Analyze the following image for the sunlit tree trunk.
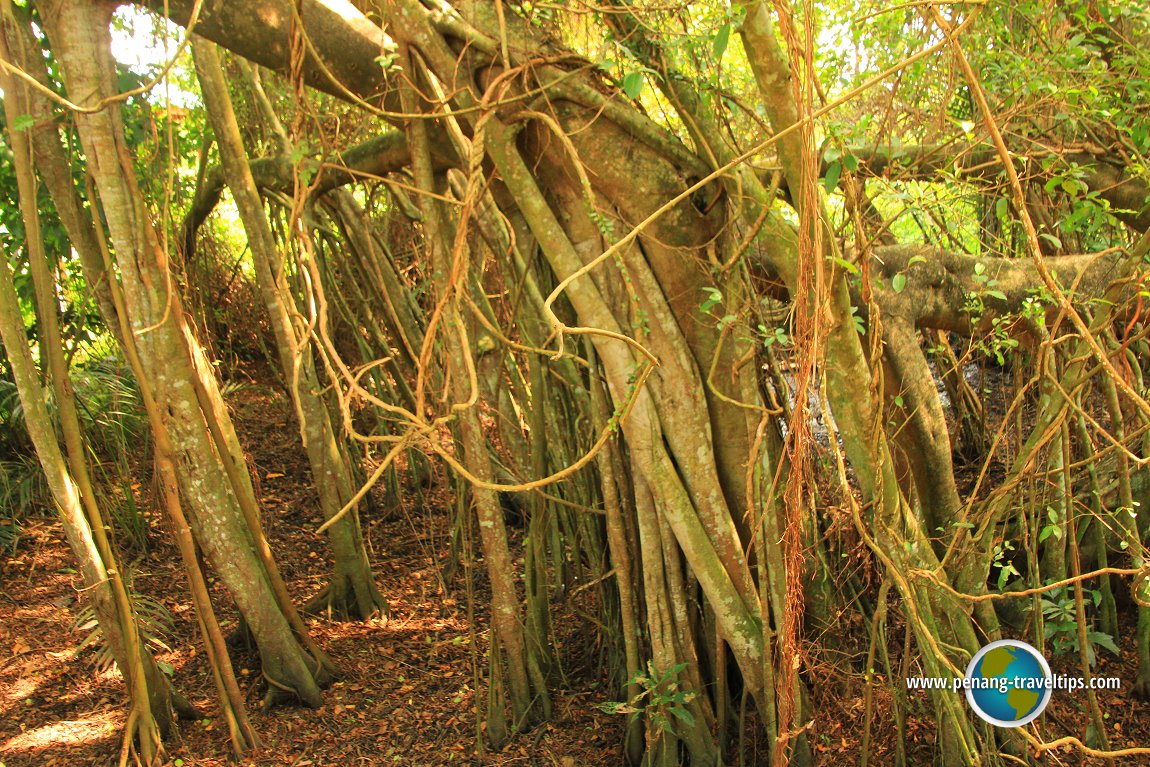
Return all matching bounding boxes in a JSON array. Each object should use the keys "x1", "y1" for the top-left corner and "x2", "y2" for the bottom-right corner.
[
  {"x1": 0, "y1": 204, "x2": 175, "y2": 766},
  {"x1": 192, "y1": 38, "x2": 387, "y2": 621},
  {"x1": 40, "y1": 0, "x2": 329, "y2": 707}
]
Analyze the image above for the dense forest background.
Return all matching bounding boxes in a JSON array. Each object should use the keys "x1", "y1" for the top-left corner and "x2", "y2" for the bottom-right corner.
[{"x1": 1, "y1": 0, "x2": 1149, "y2": 764}]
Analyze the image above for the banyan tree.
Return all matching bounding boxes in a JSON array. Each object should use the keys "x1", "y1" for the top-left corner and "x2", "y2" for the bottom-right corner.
[{"x1": 0, "y1": 0, "x2": 1148, "y2": 764}]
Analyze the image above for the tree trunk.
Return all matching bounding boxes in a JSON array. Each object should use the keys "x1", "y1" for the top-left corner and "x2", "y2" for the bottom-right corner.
[
  {"x1": 192, "y1": 38, "x2": 387, "y2": 621},
  {"x1": 0, "y1": 210, "x2": 172, "y2": 765},
  {"x1": 40, "y1": 0, "x2": 329, "y2": 708}
]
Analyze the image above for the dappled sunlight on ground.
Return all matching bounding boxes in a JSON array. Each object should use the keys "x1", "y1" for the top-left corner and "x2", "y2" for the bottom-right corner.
[
  {"x1": 1, "y1": 523, "x2": 128, "y2": 767},
  {"x1": 2, "y1": 712, "x2": 120, "y2": 760},
  {"x1": 0, "y1": 386, "x2": 622, "y2": 766}
]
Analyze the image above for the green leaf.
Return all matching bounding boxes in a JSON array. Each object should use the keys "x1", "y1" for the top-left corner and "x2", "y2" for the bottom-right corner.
[
  {"x1": 700, "y1": 287, "x2": 722, "y2": 312},
  {"x1": 1039, "y1": 232, "x2": 1063, "y2": 249},
  {"x1": 622, "y1": 72, "x2": 644, "y2": 100},
  {"x1": 374, "y1": 53, "x2": 399, "y2": 72},
  {"x1": 712, "y1": 23, "x2": 731, "y2": 59},
  {"x1": 670, "y1": 706, "x2": 695, "y2": 727},
  {"x1": 1088, "y1": 631, "x2": 1120, "y2": 657},
  {"x1": 288, "y1": 142, "x2": 310, "y2": 165},
  {"x1": 1133, "y1": 123, "x2": 1149, "y2": 152},
  {"x1": 821, "y1": 161, "x2": 842, "y2": 194},
  {"x1": 891, "y1": 273, "x2": 907, "y2": 293},
  {"x1": 10, "y1": 114, "x2": 34, "y2": 132},
  {"x1": 832, "y1": 256, "x2": 859, "y2": 275}
]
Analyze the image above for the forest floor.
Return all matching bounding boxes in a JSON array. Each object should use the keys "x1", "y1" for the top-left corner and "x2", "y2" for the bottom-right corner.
[{"x1": 3, "y1": 380, "x2": 1150, "y2": 766}]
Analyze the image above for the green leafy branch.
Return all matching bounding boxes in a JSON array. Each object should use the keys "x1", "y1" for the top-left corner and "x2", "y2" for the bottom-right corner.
[{"x1": 597, "y1": 661, "x2": 698, "y2": 735}]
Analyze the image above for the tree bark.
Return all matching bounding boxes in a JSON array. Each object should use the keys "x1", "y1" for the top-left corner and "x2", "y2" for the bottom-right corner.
[
  {"x1": 192, "y1": 37, "x2": 387, "y2": 621},
  {"x1": 40, "y1": 0, "x2": 328, "y2": 708}
]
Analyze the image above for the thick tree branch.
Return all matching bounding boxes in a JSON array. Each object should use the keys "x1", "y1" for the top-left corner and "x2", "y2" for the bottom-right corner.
[
  {"x1": 861, "y1": 245, "x2": 1137, "y2": 333},
  {"x1": 751, "y1": 242, "x2": 1137, "y2": 335},
  {"x1": 180, "y1": 130, "x2": 425, "y2": 256},
  {"x1": 827, "y1": 142, "x2": 1150, "y2": 232},
  {"x1": 138, "y1": 0, "x2": 395, "y2": 105}
]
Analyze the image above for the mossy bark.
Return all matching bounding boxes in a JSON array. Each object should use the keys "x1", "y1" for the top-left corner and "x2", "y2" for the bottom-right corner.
[
  {"x1": 193, "y1": 38, "x2": 386, "y2": 621},
  {"x1": 41, "y1": 0, "x2": 328, "y2": 708}
]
